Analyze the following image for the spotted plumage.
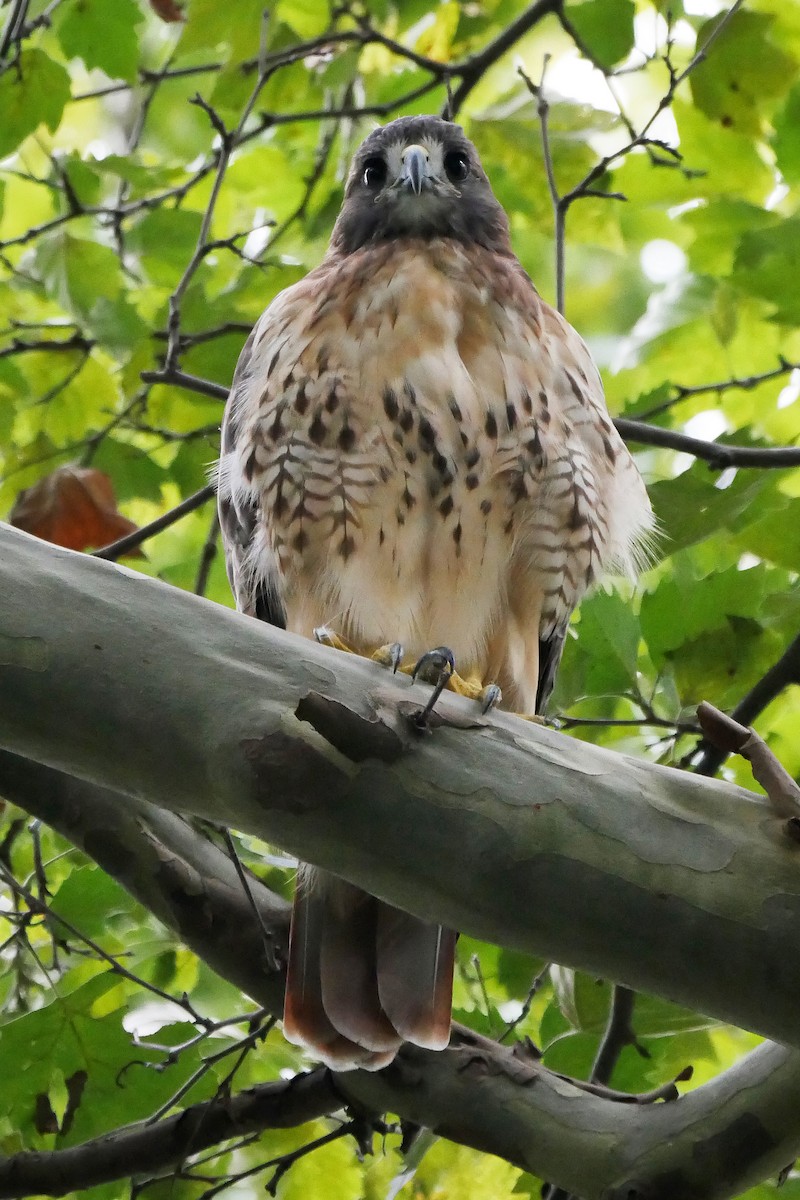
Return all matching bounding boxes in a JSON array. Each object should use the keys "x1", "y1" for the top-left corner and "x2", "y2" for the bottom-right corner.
[{"x1": 218, "y1": 115, "x2": 654, "y2": 1069}]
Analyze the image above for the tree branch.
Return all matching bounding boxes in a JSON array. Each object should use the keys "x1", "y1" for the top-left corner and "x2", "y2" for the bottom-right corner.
[
  {"x1": 613, "y1": 419, "x2": 800, "y2": 468},
  {"x1": 691, "y1": 634, "x2": 800, "y2": 776},
  {"x1": 0, "y1": 1070, "x2": 340, "y2": 1199},
  {"x1": 3, "y1": 521, "x2": 800, "y2": 1051},
  {"x1": 4, "y1": 652, "x2": 800, "y2": 1196},
  {"x1": 447, "y1": 0, "x2": 562, "y2": 116},
  {"x1": 133, "y1": 367, "x2": 800, "y2": 470},
  {"x1": 91, "y1": 483, "x2": 216, "y2": 562}
]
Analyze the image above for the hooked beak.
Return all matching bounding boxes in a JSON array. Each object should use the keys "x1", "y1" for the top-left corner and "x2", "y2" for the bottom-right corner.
[{"x1": 400, "y1": 144, "x2": 431, "y2": 195}]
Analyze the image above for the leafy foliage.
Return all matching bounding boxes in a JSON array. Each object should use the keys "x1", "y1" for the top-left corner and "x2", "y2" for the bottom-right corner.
[{"x1": 1, "y1": 0, "x2": 799, "y2": 1197}]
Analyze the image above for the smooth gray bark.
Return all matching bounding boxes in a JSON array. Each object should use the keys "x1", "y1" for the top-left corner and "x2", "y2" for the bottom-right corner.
[
  {"x1": 2, "y1": 749, "x2": 800, "y2": 1199},
  {"x1": 1, "y1": 522, "x2": 798, "y2": 1046}
]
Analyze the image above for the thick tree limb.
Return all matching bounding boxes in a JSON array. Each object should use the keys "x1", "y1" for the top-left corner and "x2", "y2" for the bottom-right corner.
[
  {"x1": 0, "y1": 750, "x2": 288, "y2": 1012},
  {"x1": 3, "y1": 683, "x2": 800, "y2": 1197},
  {"x1": 1, "y1": 521, "x2": 800, "y2": 1049}
]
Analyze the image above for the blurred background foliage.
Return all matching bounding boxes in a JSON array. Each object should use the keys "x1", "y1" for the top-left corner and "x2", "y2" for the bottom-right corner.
[{"x1": 0, "y1": 0, "x2": 799, "y2": 1196}]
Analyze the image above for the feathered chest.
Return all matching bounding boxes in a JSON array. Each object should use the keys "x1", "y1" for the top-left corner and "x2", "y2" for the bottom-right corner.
[{"x1": 229, "y1": 243, "x2": 563, "y2": 551}]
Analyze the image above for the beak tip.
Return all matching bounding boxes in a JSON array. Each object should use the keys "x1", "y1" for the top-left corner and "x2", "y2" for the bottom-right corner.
[{"x1": 401, "y1": 145, "x2": 429, "y2": 195}]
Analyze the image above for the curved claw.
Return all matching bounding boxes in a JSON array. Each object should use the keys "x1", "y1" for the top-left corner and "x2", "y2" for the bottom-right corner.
[
  {"x1": 411, "y1": 646, "x2": 456, "y2": 685},
  {"x1": 372, "y1": 642, "x2": 404, "y2": 673},
  {"x1": 480, "y1": 683, "x2": 503, "y2": 714},
  {"x1": 410, "y1": 646, "x2": 456, "y2": 731}
]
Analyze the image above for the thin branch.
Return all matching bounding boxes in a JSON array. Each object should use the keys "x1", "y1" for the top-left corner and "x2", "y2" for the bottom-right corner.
[
  {"x1": 697, "y1": 703, "x2": 800, "y2": 828},
  {"x1": 634, "y1": 358, "x2": 800, "y2": 422},
  {"x1": 614, "y1": 418, "x2": 800, "y2": 469},
  {"x1": 92, "y1": 484, "x2": 216, "y2": 561},
  {"x1": 0, "y1": 1070, "x2": 341, "y2": 1199},
  {"x1": 0, "y1": 861, "x2": 208, "y2": 1025},
  {"x1": 194, "y1": 509, "x2": 220, "y2": 597},
  {"x1": 521, "y1": 60, "x2": 565, "y2": 315},
  {"x1": 691, "y1": 636, "x2": 800, "y2": 776},
  {"x1": 447, "y1": 0, "x2": 562, "y2": 116},
  {"x1": 591, "y1": 986, "x2": 647, "y2": 1086},
  {"x1": 138, "y1": 370, "x2": 228, "y2": 400},
  {"x1": 0, "y1": 333, "x2": 94, "y2": 360}
]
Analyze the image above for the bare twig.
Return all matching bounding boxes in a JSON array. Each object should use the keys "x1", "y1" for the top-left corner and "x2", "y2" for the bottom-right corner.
[
  {"x1": 0, "y1": 861, "x2": 208, "y2": 1024},
  {"x1": 614, "y1": 419, "x2": 800, "y2": 469},
  {"x1": 447, "y1": 0, "x2": 561, "y2": 116},
  {"x1": 194, "y1": 509, "x2": 220, "y2": 597},
  {"x1": 696, "y1": 703, "x2": 800, "y2": 832},
  {"x1": 0, "y1": 1069, "x2": 340, "y2": 1198},
  {"x1": 691, "y1": 635, "x2": 800, "y2": 776},
  {"x1": 92, "y1": 484, "x2": 216, "y2": 561},
  {"x1": 139, "y1": 369, "x2": 228, "y2": 400},
  {"x1": 634, "y1": 359, "x2": 800, "y2": 422}
]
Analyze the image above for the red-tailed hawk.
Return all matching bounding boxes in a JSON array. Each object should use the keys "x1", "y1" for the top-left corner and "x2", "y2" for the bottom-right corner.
[{"x1": 218, "y1": 115, "x2": 653, "y2": 1070}]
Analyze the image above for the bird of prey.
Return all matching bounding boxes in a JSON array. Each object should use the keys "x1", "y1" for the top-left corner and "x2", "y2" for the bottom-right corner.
[{"x1": 217, "y1": 114, "x2": 654, "y2": 1071}]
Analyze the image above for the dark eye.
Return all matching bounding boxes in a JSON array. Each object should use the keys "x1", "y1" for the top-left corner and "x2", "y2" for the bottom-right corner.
[
  {"x1": 444, "y1": 151, "x2": 470, "y2": 183},
  {"x1": 362, "y1": 157, "x2": 387, "y2": 188}
]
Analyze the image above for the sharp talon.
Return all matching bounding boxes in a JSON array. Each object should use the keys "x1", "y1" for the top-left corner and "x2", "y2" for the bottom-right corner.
[
  {"x1": 372, "y1": 642, "x2": 404, "y2": 673},
  {"x1": 411, "y1": 646, "x2": 456, "y2": 685},
  {"x1": 480, "y1": 683, "x2": 502, "y2": 714},
  {"x1": 410, "y1": 647, "x2": 456, "y2": 731}
]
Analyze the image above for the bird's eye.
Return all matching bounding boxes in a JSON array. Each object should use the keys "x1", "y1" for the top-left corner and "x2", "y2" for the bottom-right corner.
[
  {"x1": 362, "y1": 157, "x2": 387, "y2": 189},
  {"x1": 444, "y1": 151, "x2": 470, "y2": 183}
]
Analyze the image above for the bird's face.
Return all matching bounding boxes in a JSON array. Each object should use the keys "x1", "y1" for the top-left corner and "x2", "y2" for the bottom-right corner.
[{"x1": 330, "y1": 115, "x2": 511, "y2": 255}]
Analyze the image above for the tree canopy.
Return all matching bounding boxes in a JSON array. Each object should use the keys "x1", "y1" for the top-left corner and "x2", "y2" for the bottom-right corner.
[{"x1": 0, "y1": 0, "x2": 799, "y2": 1198}]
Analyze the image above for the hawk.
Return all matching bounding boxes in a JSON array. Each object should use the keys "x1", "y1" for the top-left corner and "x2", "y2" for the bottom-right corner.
[{"x1": 217, "y1": 115, "x2": 653, "y2": 1070}]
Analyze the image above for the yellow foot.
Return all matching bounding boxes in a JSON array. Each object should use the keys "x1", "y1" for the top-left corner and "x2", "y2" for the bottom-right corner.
[
  {"x1": 314, "y1": 630, "x2": 503, "y2": 716},
  {"x1": 409, "y1": 646, "x2": 502, "y2": 720},
  {"x1": 315, "y1": 630, "x2": 406, "y2": 674},
  {"x1": 313, "y1": 626, "x2": 356, "y2": 654}
]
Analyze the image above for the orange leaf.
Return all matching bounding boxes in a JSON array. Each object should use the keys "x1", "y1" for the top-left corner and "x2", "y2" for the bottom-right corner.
[{"x1": 10, "y1": 465, "x2": 141, "y2": 555}]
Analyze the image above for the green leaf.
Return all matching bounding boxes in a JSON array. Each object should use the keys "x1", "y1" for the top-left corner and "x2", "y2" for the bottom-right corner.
[
  {"x1": 36, "y1": 233, "x2": 118, "y2": 322},
  {"x1": 49, "y1": 866, "x2": 138, "y2": 940},
  {"x1": 641, "y1": 562, "x2": 785, "y2": 661},
  {"x1": 128, "y1": 208, "x2": 204, "y2": 285},
  {"x1": 56, "y1": 0, "x2": 143, "y2": 83},
  {"x1": 732, "y1": 217, "x2": 800, "y2": 323},
  {"x1": 566, "y1": 0, "x2": 635, "y2": 69},
  {"x1": 276, "y1": 0, "x2": 332, "y2": 39},
  {"x1": 774, "y1": 81, "x2": 800, "y2": 184},
  {"x1": 0, "y1": 49, "x2": 71, "y2": 158},
  {"x1": 178, "y1": 0, "x2": 267, "y2": 60},
  {"x1": 690, "y1": 11, "x2": 796, "y2": 135}
]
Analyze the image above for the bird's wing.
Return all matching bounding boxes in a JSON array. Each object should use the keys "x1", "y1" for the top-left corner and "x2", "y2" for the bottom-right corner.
[
  {"x1": 217, "y1": 323, "x2": 286, "y2": 626},
  {"x1": 482, "y1": 266, "x2": 654, "y2": 713}
]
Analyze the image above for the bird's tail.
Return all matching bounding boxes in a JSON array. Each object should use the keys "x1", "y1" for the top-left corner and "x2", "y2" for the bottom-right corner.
[{"x1": 283, "y1": 866, "x2": 455, "y2": 1070}]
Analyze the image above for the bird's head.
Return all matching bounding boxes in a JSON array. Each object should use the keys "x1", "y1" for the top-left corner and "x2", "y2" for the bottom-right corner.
[{"x1": 329, "y1": 115, "x2": 512, "y2": 256}]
